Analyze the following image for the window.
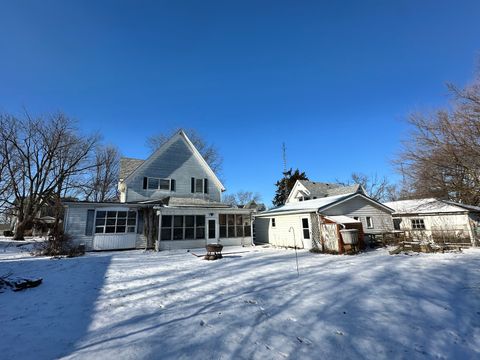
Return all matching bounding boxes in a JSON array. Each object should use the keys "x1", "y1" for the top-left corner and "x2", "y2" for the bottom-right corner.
[
  {"x1": 160, "y1": 215, "x2": 206, "y2": 240},
  {"x1": 95, "y1": 210, "x2": 137, "y2": 234},
  {"x1": 146, "y1": 177, "x2": 173, "y2": 191},
  {"x1": 366, "y1": 217, "x2": 374, "y2": 229},
  {"x1": 393, "y1": 218, "x2": 402, "y2": 231},
  {"x1": 302, "y1": 218, "x2": 310, "y2": 239},
  {"x1": 353, "y1": 217, "x2": 359, "y2": 221},
  {"x1": 191, "y1": 178, "x2": 208, "y2": 194},
  {"x1": 272, "y1": 218, "x2": 276, "y2": 228},
  {"x1": 219, "y1": 214, "x2": 251, "y2": 238},
  {"x1": 411, "y1": 218, "x2": 426, "y2": 230}
]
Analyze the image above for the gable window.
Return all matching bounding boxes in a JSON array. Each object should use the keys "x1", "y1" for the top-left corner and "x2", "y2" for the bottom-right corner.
[
  {"x1": 195, "y1": 178, "x2": 204, "y2": 193},
  {"x1": 146, "y1": 177, "x2": 174, "y2": 191},
  {"x1": 272, "y1": 218, "x2": 276, "y2": 228},
  {"x1": 191, "y1": 178, "x2": 209, "y2": 194},
  {"x1": 366, "y1": 217, "x2": 374, "y2": 229},
  {"x1": 95, "y1": 210, "x2": 137, "y2": 234},
  {"x1": 411, "y1": 218, "x2": 425, "y2": 230},
  {"x1": 302, "y1": 218, "x2": 310, "y2": 239}
]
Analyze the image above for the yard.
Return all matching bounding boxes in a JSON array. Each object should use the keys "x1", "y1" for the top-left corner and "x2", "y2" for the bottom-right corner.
[{"x1": 1, "y1": 241, "x2": 480, "y2": 359}]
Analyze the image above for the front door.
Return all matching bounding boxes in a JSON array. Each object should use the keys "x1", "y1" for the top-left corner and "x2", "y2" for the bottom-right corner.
[{"x1": 208, "y1": 219, "x2": 216, "y2": 240}]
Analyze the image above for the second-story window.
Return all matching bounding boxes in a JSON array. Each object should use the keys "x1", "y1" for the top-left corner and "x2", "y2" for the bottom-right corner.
[
  {"x1": 145, "y1": 177, "x2": 174, "y2": 191},
  {"x1": 191, "y1": 178, "x2": 209, "y2": 194}
]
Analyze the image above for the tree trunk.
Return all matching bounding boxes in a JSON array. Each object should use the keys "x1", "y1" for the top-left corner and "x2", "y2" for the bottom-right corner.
[{"x1": 13, "y1": 220, "x2": 27, "y2": 240}]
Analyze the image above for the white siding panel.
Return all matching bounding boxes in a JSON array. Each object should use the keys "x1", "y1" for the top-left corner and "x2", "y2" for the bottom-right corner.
[{"x1": 93, "y1": 234, "x2": 137, "y2": 250}]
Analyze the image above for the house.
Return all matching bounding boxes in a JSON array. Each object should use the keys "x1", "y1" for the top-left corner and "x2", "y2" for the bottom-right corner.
[
  {"x1": 63, "y1": 130, "x2": 254, "y2": 251},
  {"x1": 384, "y1": 198, "x2": 480, "y2": 246},
  {"x1": 255, "y1": 181, "x2": 394, "y2": 253},
  {"x1": 286, "y1": 180, "x2": 365, "y2": 203}
]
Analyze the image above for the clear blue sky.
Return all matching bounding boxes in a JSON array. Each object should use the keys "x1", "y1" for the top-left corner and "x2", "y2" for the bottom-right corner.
[{"x1": 1, "y1": 1, "x2": 479, "y2": 205}]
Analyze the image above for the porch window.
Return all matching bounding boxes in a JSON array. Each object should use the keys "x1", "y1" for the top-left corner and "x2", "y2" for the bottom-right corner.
[
  {"x1": 219, "y1": 214, "x2": 251, "y2": 238},
  {"x1": 411, "y1": 218, "x2": 425, "y2": 230},
  {"x1": 95, "y1": 210, "x2": 137, "y2": 234},
  {"x1": 160, "y1": 215, "x2": 206, "y2": 240},
  {"x1": 302, "y1": 218, "x2": 310, "y2": 239}
]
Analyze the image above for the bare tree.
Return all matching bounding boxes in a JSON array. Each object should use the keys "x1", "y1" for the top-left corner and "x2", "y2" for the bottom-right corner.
[
  {"x1": 222, "y1": 191, "x2": 262, "y2": 206},
  {"x1": 147, "y1": 128, "x2": 223, "y2": 174},
  {"x1": 395, "y1": 72, "x2": 480, "y2": 205},
  {"x1": 81, "y1": 145, "x2": 120, "y2": 202},
  {"x1": 337, "y1": 172, "x2": 397, "y2": 202},
  {"x1": 0, "y1": 112, "x2": 99, "y2": 240}
]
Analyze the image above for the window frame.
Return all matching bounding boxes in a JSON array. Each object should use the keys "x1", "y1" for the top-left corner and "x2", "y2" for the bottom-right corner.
[
  {"x1": 160, "y1": 215, "x2": 207, "y2": 241},
  {"x1": 411, "y1": 218, "x2": 426, "y2": 230},
  {"x1": 219, "y1": 213, "x2": 251, "y2": 238},
  {"x1": 94, "y1": 210, "x2": 137, "y2": 235},
  {"x1": 366, "y1": 216, "x2": 374, "y2": 229},
  {"x1": 302, "y1": 218, "x2": 310, "y2": 239},
  {"x1": 271, "y1": 218, "x2": 276, "y2": 228},
  {"x1": 147, "y1": 177, "x2": 172, "y2": 191}
]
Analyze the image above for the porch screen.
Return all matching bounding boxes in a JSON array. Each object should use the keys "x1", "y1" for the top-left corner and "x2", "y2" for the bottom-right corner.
[
  {"x1": 219, "y1": 214, "x2": 251, "y2": 238},
  {"x1": 160, "y1": 215, "x2": 206, "y2": 241}
]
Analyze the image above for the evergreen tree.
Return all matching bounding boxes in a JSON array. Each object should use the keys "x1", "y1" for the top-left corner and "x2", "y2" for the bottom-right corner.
[{"x1": 272, "y1": 168, "x2": 308, "y2": 206}]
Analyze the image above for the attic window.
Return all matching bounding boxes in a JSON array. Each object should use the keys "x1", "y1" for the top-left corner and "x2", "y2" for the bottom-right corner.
[
  {"x1": 146, "y1": 177, "x2": 174, "y2": 191},
  {"x1": 195, "y1": 178, "x2": 204, "y2": 193}
]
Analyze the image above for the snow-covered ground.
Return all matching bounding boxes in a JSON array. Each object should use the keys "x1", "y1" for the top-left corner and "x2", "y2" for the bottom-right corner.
[{"x1": 1, "y1": 244, "x2": 479, "y2": 360}]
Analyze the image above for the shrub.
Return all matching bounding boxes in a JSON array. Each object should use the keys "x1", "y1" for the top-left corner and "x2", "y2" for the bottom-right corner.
[{"x1": 32, "y1": 233, "x2": 85, "y2": 258}]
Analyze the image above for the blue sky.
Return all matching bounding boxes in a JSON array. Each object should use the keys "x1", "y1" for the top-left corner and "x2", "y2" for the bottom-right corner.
[{"x1": 1, "y1": 1, "x2": 479, "y2": 205}]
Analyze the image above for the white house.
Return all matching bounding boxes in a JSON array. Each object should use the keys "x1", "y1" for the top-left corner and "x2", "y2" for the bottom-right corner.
[
  {"x1": 63, "y1": 130, "x2": 254, "y2": 251},
  {"x1": 384, "y1": 198, "x2": 480, "y2": 246},
  {"x1": 255, "y1": 182, "x2": 394, "y2": 253}
]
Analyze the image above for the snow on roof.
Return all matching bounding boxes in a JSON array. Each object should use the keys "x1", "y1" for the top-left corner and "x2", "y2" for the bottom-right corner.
[
  {"x1": 297, "y1": 180, "x2": 361, "y2": 198},
  {"x1": 384, "y1": 198, "x2": 480, "y2": 214},
  {"x1": 325, "y1": 215, "x2": 361, "y2": 224},
  {"x1": 259, "y1": 193, "x2": 355, "y2": 216}
]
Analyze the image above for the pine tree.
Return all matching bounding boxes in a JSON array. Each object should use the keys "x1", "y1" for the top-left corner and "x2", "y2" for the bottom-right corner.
[{"x1": 272, "y1": 168, "x2": 308, "y2": 206}]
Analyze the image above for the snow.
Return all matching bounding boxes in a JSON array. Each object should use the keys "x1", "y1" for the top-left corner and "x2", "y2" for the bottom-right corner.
[
  {"x1": 384, "y1": 198, "x2": 479, "y2": 214},
  {"x1": 325, "y1": 215, "x2": 361, "y2": 224},
  {"x1": 259, "y1": 193, "x2": 354, "y2": 215},
  {"x1": 1, "y1": 245, "x2": 480, "y2": 359}
]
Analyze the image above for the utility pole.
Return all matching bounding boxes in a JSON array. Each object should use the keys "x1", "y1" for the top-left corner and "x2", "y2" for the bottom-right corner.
[{"x1": 281, "y1": 142, "x2": 289, "y2": 205}]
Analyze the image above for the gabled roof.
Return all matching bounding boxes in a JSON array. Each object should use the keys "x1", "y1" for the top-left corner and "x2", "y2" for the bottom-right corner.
[
  {"x1": 257, "y1": 192, "x2": 393, "y2": 217},
  {"x1": 384, "y1": 198, "x2": 480, "y2": 215},
  {"x1": 295, "y1": 180, "x2": 364, "y2": 198},
  {"x1": 122, "y1": 130, "x2": 225, "y2": 191}
]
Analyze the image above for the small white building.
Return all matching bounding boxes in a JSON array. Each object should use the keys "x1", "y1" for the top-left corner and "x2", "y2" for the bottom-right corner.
[
  {"x1": 255, "y1": 185, "x2": 394, "y2": 253},
  {"x1": 384, "y1": 198, "x2": 480, "y2": 246}
]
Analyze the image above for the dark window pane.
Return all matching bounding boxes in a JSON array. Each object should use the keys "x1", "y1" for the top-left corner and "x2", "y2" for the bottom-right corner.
[
  {"x1": 303, "y1": 229, "x2": 310, "y2": 239},
  {"x1": 161, "y1": 228, "x2": 172, "y2": 240},
  {"x1": 127, "y1": 226, "x2": 135, "y2": 233},
  {"x1": 160, "y1": 179, "x2": 170, "y2": 190},
  {"x1": 128, "y1": 211, "x2": 136, "y2": 219},
  {"x1": 96, "y1": 211, "x2": 106, "y2": 219},
  {"x1": 127, "y1": 218, "x2": 136, "y2": 226},
  {"x1": 107, "y1": 211, "x2": 117, "y2": 218},
  {"x1": 196, "y1": 227, "x2": 205, "y2": 239},
  {"x1": 185, "y1": 215, "x2": 195, "y2": 227},
  {"x1": 220, "y1": 226, "x2": 227, "y2": 238},
  {"x1": 174, "y1": 228, "x2": 183, "y2": 240},
  {"x1": 243, "y1": 217, "x2": 251, "y2": 226},
  {"x1": 208, "y1": 220, "x2": 215, "y2": 239},
  {"x1": 117, "y1": 211, "x2": 127, "y2": 219},
  {"x1": 236, "y1": 215, "x2": 243, "y2": 226},
  {"x1": 106, "y1": 218, "x2": 116, "y2": 226},
  {"x1": 95, "y1": 226, "x2": 104, "y2": 234},
  {"x1": 244, "y1": 226, "x2": 251, "y2": 237},
  {"x1": 236, "y1": 226, "x2": 244, "y2": 237},
  {"x1": 116, "y1": 226, "x2": 126, "y2": 233},
  {"x1": 195, "y1": 178, "x2": 203, "y2": 193},
  {"x1": 196, "y1": 216, "x2": 205, "y2": 226},
  {"x1": 162, "y1": 215, "x2": 172, "y2": 227},
  {"x1": 302, "y1": 218, "x2": 309, "y2": 229},
  {"x1": 117, "y1": 218, "x2": 126, "y2": 225},
  {"x1": 185, "y1": 228, "x2": 194, "y2": 239},
  {"x1": 227, "y1": 215, "x2": 235, "y2": 225},
  {"x1": 228, "y1": 226, "x2": 235, "y2": 238},
  {"x1": 148, "y1": 178, "x2": 159, "y2": 189},
  {"x1": 106, "y1": 226, "x2": 116, "y2": 233},
  {"x1": 95, "y1": 218, "x2": 106, "y2": 226},
  {"x1": 174, "y1": 216, "x2": 183, "y2": 228},
  {"x1": 219, "y1": 214, "x2": 226, "y2": 225}
]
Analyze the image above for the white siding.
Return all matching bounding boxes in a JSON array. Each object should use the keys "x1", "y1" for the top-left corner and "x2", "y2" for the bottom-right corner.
[
  {"x1": 64, "y1": 206, "x2": 94, "y2": 249},
  {"x1": 323, "y1": 197, "x2": 393, "y2": 234},
  {"x1": 93, "y1": 234, "x2": 137, "y2": 250},
  {"x1": 255, "y1": 213, "x2": 313, "y2": 249}
]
